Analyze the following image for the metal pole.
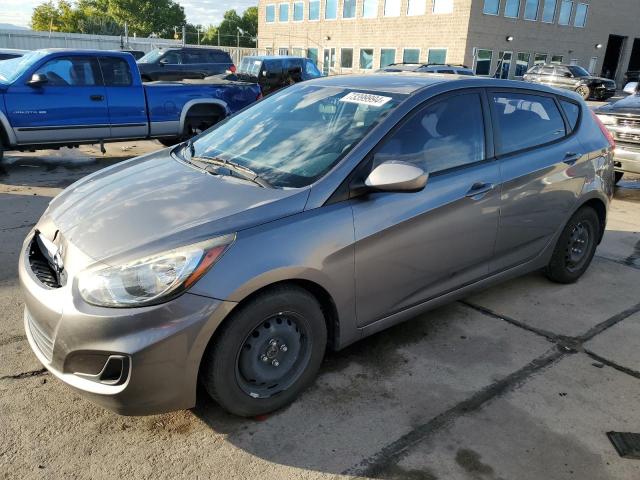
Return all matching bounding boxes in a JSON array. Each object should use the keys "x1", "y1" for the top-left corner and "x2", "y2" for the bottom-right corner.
[
  {"x1": 182, "y1": 25, "x2": 186, "y2": 46},
  {"x1": 197, "y1": 27, "x2": 200, "y2": 45},
  {"x1": 124, "y1": 22, "x2": 129, "y2": 48},
  {"x1": 218, "y1": 30, "x2": 220, "y2": 46},
  {"x1": 237, "y1": 29, "x2": 240, "y2": 49}
]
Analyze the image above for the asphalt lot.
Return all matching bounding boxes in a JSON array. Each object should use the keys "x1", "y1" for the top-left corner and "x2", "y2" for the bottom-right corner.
[{"x1": 0, "y1": 138, "x2": 639, "y2": 480}]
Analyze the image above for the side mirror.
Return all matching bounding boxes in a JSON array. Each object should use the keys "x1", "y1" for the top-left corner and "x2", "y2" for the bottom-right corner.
[
  {"x1": 159, "y1": 58, "x2": 169, "y2": 65},
  {"x1": 365, "y1": 160, "x2": 428, "y2": 192},
  {"x1": 624, "y1": 82, "x2": 638, "y2": 94},
  {"x1": 27, "y1": 73, "x2": 48, "y2": 87},
  {"x1": 563, "y1": 72, "x2": 573, "y2": 78}
]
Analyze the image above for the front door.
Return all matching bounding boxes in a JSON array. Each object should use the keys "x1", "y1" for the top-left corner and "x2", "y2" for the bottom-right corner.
[
  {"x1": 352, "y1": 90, "x2": 500, "y2": 327},
  {"x1": 488, "y1": 90, "x2": 585, "y2": 272},
  {"x1": 6, "y1": 55, "x2": 109, "y2": 144}
]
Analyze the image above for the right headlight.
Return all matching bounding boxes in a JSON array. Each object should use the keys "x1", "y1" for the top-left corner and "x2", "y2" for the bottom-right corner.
[{"x1": 77, "y1": 234, "x2": 235, "y2": 307}]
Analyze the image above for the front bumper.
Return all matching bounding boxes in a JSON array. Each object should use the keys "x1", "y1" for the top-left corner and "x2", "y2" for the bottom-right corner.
[
  {"x1": 613, "y1": 144, "x2": 640, "y2": 174},
  {"x1": 19, "y1": 234, "x2": 236, "y2": 416}
]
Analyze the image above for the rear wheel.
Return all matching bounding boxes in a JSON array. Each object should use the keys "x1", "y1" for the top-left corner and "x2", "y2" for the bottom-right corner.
[
  {"x1": 576, "y1": 85, "x2": 591, "y2": 100},
  {"x1": 544, "y1": 206, "x2": 600, "y2": 284},
  {"x1": 158, "y1": 137, "x2": 180, "y2": 147},
  {"x1": 614, "y1": 171, "x2": 624, "y2": 185},
  {"x1": 200, "y1": 285, "x2": 327, "y2": 417}
]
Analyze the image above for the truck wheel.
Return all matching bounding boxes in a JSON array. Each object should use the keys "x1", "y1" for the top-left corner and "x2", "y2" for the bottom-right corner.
[
  {"x1": 200, "y1": 285, "x2": 327, "y2": 417},
  {"x1": 158, "y1": 138, "x2": 180, "y2": 147},
  {"x1": 614, "y1": 171, "x2": 624, "y2": 185},
  {"x1": 576, "y1": 85, "x2": 591, "y2": 100}
]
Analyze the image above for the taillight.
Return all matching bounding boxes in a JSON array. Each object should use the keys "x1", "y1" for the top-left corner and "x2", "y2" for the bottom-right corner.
[
  {"x1": 591, "y1": 110, "x2": 615, "y2": 149},
  {"x1": 229, "y1": 65, "x2": 237, "y2": 73},
  {"x1": 256, "y1": 92, "x2": 263, "y2": 101}
]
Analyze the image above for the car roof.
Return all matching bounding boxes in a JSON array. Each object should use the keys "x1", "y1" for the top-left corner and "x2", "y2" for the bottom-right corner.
[
  {"x1": 243, "y1": 55, "x2": 308, "y2": 61},
  {"x1": 0, "y1": 48, "x2": 27, "y2": 54},
  {"x1": 37, "y1": 48, "x2": 135, "y2": 57}
]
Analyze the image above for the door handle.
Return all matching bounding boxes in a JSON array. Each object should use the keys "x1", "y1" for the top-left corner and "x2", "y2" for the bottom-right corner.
[
  {"x1": 90, "y1": 94, "x2": 104, "y2": 101},
  {"x1": 563, "y1": 152, "x2": 582, "y2": 166},
  {"x1": 465, "y1": 182, "x2": 495, "y2": 198}
]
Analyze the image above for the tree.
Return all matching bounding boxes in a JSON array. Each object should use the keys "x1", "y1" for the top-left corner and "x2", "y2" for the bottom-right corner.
[{"x1": 216, "y1": 7, "x2": 257, "y2": 47}]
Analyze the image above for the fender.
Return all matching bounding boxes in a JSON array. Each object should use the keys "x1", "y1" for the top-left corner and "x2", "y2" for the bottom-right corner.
[
  {"x1": 179, "y1": 99, "x2": 230, "y2": 133},
  {"x1": 0, "y1": 109, "x2": 17, "y2": 146}
]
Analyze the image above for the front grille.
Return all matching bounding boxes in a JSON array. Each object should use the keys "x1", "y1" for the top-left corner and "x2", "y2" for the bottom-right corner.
[
  {"x1": 28, "y1": 237, "x2": 62, "y2": 289},
  {"x1": 27, "y1": 312, "x2": 54, "y2": 362},
  {"x1": 618, "y1": 117, "x2": 640, "y2": 129},
  {"x1": 615, "y1": 132, "x2": 640, "y2": 144}
]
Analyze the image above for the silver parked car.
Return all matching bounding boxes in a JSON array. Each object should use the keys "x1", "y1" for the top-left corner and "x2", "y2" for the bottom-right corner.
[{"x1": 20, "y1": 75, "x2": 615, "y2": 417}]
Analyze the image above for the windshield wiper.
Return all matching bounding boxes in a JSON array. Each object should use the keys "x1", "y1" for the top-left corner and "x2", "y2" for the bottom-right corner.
[{"x1": 191, "y1": 155, "x2": 273, "y2": 188}]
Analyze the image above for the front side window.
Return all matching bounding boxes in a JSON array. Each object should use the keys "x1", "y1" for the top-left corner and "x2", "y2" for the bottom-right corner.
[
  {"x1": 380, "y1": 48, "x2": 395, "y2": 67},
  {"x1": 191, "y1": 85, "x2": 402, "y2": 188},
  {"x1": 293, "y1": 2, "x2": 304, "y2": 20},
  {"x1": 403, "y1": 48, "x2": 420, "y2": 63},
  {"x1": 505, "y1": 0, "x2": 520, "y2": 18},
  {"x1": 428, "y1": 48, "x2": 447, "y2": 64},
  {"x1": 363, "y1": 0, "x2": 378, "y2": 17},
  {"x1": 341, "y1": 48, "x2": 354, "y2": 68},
  {"x1": 325, "y1": 0, "x2": 338, "y2": 18},
  {"x1": 573, "y1": 3, "x2": 588, "y2": 27},
  {"x1": 305, "y1": 59, "x2": 322, "y2": 77},
  {"x1": 432, "y1": 0, "x2": 453, "y2": 14},
  {"x1": 384, "y1": 0, "x2": 401, "y2": 16},
  {"x1": 266, "y1": 4, "x2": 276, "y2": 22},
  {"x1": 483, "y1": 0, "x2": 499, "y2": 15},
  {"x1": 374, "y1": 93, "x2": 485, "y2": 174},
  {"x1": 541, "y1": 0, "x2": 556, "y2": 22},
  {"x1": 407, "y1": 0, "x2": 425, "y2": 15},
  {"x1": 475, "y1": 49, "x2": 493, "y2": 75},
  {"x1": 524, "y1": 0, "x2": 539, "y2": 20},
  {"x1": 515, "y1": 52, "x2": 531, "y2": 77},
  {"x1": 309, "y1": 0, "x2": 320, "y2": 19},
  {"x1": 279, "y1": 3, "x2": 289, "y2": 21},
  {"x1": 568, "y1": 65, "x2": 589, "y2": 77},
  {"x1": 99, "y1": 57, "x2": 132, "y2": 86},
  {"x1": 491, "y1": 92, "x2": 566, "y2": 155},
  {"x1": 558, "y1": 0, "x2": 572, "y2": 25},
  {"x1": 360, "y1": 49, "x2": 374, "y2": 69},
  {"x1": 34, "y1": 56, "x2": 99, "y2": 86}
]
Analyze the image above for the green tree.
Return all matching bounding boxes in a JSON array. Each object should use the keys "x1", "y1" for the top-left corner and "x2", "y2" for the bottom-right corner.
[{"x1": 216, "y1": 7, "x2": 257, "y2": 47}]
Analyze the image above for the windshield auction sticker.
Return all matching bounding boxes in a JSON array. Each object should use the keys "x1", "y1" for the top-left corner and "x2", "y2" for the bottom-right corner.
[{"x1": 340, "y1": 92, "x2": 392, "y2": 107}]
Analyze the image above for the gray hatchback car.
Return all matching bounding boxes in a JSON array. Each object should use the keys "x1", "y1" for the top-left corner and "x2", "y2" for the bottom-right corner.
[{"x1": 20, "y1": 74, "x2": 615, "y2": 417}]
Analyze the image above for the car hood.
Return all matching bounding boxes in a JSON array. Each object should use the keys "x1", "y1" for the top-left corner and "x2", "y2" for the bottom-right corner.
[
  {"x1": 596, "y1": 94, "x2": 640, "y2": 115},
  {"x1": 45, "y1": 150, "x2": 308, "y2": 262}
]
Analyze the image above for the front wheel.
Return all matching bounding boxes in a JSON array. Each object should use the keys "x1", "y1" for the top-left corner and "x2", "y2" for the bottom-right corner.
[
  {"x1": 544, "y1": 206, "x2": 600, "y2": 284},
  {"x1": 576, "y1": 85, "x2": 591, "y2": 100},
  {"x1": 200, "y1": 285, "x2": 327, "y2": 417}
]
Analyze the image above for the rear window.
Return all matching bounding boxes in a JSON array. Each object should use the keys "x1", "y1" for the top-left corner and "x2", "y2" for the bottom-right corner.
[
  {"x1": 560, "y1": 99, "x2": 581, "y2": 131},
  {"x1": 491, "y1": 92, "x2": 566, "y2": 155}
]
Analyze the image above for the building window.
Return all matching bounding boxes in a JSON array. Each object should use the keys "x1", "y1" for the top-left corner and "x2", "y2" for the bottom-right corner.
[
  {"x1": 265, "y1": 4, "x2": 276, "y2": 22},
  {"x1": 309, "y1": 0, "x2": 320, "y2": 19},
  {"x1": 432, "y1": 0, "x2": 453, "y2": 14},
  {"x1": 407, "y1": 0, "x2": 425, "y2": 16},
  {"x1": 360, "y1": 48, "x2": 374, "y2": 69},
  {"x1": 279, "y1": 47, "x2": 289, "y2": 55},
  {"x1": 505, "y1": 0, "x2": 520, "y2": 18},
  {"x1": 534, "y1": 53, "x2": 548, "y2": 65},
  {"x1": 278, "y1": 3, "x2": 289, "y2": 21},
  {"x1": 292, "y1": 47, "x2": 305, "y2": 56},
  {"x1": 475, "y1": 49, "x2": 493, "y2": 75},
  {"x1": 384, "y1": 0, "x2": 401, "y2": 16},
  {"x1": 325, "y1": 0, "x2": 338, "y2": 19},
  {"x1": 515, "y1": 52, "x2": 531, "y2": 76},
  {"x1": 293, "y1": 2, "x2": 304, "y2": 20},
  {"x1": 573, "y1": 3, "x2": 587, "y2": 27},
  {"x1": 307, "y1": 48, "x2": 319, "y2": 64},
  {"x1": 341, "y1": 48, "x2": 354, "y2": 68},
  {"x1": 524, "y1": 0, "x2": 539, "y2": 20},
  {"x1": 483, "y1": 0, "x2": 499, "y2": 15},
  {"x1": 551, "y1": 55, "x2": 563, "y2": 64},
  {"x1": 428, "y1": 48, "x2": 447, "y2": 64},
  {"x1": 403, "y1": 48, "x2": 420, "y2": 63},
  {"x1": 343, "y1": 0, "x2": 357, "y2": 17},
  {"x1": 558, "y1": 0, "x2": 572, "y2": 25},
  {"x1": 541, "y1": 0, "x2": 556, "y2": 22},
  {"x1": 363, "y1": 0, "x2": 377, "y2": 17},
  {"x1": 496, "y1": 51, "x2": 513, "y2": 78},
  {"x1": 380, "y1": 48, "x2": 395, "y2": 67}
]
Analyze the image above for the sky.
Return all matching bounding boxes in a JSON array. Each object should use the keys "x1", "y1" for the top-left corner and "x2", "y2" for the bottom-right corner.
[{"x1": 0, "y1": 0, "x2": 257, "y2": 30}]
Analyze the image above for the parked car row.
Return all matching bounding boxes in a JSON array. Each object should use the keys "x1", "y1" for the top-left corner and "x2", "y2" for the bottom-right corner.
[{"x1": 522, "y1": 64, "x2": 617, "y2": 100}]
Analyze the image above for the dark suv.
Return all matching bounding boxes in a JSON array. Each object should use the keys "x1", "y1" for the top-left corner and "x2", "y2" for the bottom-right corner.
[
  {"x1": 137, "y1": 47, "x2": 234, "y2": 82},
  {"x1": 523, "y1": 64, "x2": 616, "y2": 100},
  {"x1": 228, "y1": 55, "x2": 322, "y2": 95}
]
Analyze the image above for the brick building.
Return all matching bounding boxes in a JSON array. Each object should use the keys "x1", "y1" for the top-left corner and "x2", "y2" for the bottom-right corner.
[{"x1": 257, "y1": 0, "x2": 640, "y2": 86}]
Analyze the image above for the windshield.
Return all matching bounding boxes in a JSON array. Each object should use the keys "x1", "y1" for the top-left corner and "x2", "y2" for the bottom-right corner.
[
  {"x1": 237, "y1": 57, "x2": 262, "y2": 78},
  {"x1": 0, "y1": 50, "x2": 48, "y2": 84},
  {"x1": 191, "y1": 85, "x2": 403, "y2": 188},
  {"x1": 568, "y1": 66, "x2": 590, "y2": 77},
  {"x1": 137, "y1": 49, "x2": 164, "y2": 64}
]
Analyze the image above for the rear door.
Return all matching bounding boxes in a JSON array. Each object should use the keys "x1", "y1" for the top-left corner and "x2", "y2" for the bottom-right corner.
[
  {"x1": 98, "y1": 56, "x2": 148, "y2": 139},
  {"x1": 352, "y1": 90, "x2": 501, "y2": 326},
  {"x1": 6, "y1": 55, "x2": 109, "y2": 144},
  {"x1": 489, "y1": 90, "x2": 586, "y2": 272}
]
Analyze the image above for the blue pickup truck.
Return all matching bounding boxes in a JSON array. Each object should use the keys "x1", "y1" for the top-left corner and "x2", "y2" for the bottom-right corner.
[{"x1": 0, "y1": 49, "x2": 262, "y2": 157}]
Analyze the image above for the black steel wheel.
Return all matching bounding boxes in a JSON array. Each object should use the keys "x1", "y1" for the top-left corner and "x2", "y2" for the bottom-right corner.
[
  {"x1": 200, "y1": 285, "x2": 327, "y2": 417},
  {"x1": 545, "y1": 206, "x2": 599, "y2": 283}
]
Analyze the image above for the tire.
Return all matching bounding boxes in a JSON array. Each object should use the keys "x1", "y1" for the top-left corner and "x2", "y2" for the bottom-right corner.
[
  {"x1": 158, "y1": 137, "x2": 180, "y2": 147},
  {"x1": 200, "y1": 285, "x2": 327, "y2": 417},
  {"x1": 544, "y1": 206, "x2": 600, "y2": 284},
  {"x1": 576, "y1": 85, "x2": 591, "y2": 100},
  {"x1": 614, "y1": 171, "x2": 624, "y2": 185}
]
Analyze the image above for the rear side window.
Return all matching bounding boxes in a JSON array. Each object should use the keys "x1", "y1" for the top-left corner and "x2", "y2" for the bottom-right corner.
[
  {"x1": 560, "y1": 99, "x2": 580, "y2": 131},
  {"x1": 99, "y1": 57, "x2": 132, "y2": 86},
  {"x1": 491, "y1": 92, "x2": 566, "y2": 155},
  {"x1": 374, "y1": 93, "x2": 485, "y2": 174},
  {"x1": 208, "y1": 51, "x2": 232, "y2": 63}
]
